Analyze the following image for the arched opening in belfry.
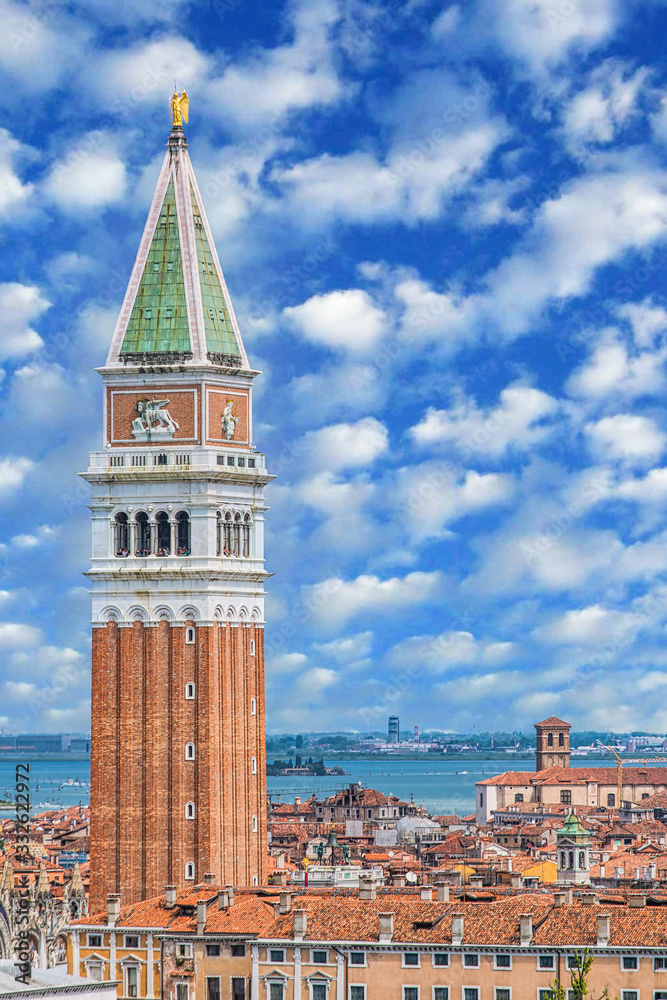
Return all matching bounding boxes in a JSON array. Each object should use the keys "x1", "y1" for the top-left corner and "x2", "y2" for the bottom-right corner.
[
  {"x1": 176, "y1": 511, "x2": 190, "y2": 555},
  {"x1": 156, "y1": 511, "x2": 170, "y2": 555},
  {"x1": 547, "y1": 733, "x2": 553, "y2": 747},
  {"x1": 135, "y1": 512, "x2": 150, "y2": 556},
  {"x1": 114, "y1": 512, "x2": 129, "y2": 556},
  {"x1": 559, "y1": 732, "x2": 565, "y2": 746}
]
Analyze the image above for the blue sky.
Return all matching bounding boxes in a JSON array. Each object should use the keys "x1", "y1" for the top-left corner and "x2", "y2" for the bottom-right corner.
[{"x1": 2, "y1": 0, "x2": 667, "y2": 735}]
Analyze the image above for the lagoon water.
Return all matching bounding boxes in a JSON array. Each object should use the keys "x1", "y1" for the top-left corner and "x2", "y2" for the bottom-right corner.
[{"x1": 0, "y1": 754, "x2": 621, "y2": 816}]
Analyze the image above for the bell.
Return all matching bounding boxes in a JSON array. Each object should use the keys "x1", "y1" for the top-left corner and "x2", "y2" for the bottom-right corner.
[{"x1": 326, "y1": 828, "x2": 339, "y2": 850}]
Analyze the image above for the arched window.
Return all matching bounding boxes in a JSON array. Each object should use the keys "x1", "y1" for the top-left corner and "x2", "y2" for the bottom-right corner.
[
  {"x1": 185, "y1": 862, "x2": 195, "y2": 880},
  {"x1": 558, "y1": 732, "x2": 565, "y2": 747},
  {"x1": 252, "y1": 874, "x2": 258, "y2": 887},
  {"x1": 569, "y1": 851, "x2": 574, "y2": 870},
  {"x1": 114, "y1": 513, "x2": 129, "y2": 556},
  {"x1": 176, "y1": 511, "x2": 190, "y2": 556},
  {"x1": 185, "y1": 802, "x2": 195, "y2": 820},
  {"x1": 233, "y1": 512, "x2": 241, "y2": 557},
  {"x1": 242, "y1": 513, "x2": 251, "y2": 558},
  {"x1": 135, "y1": 512, "x2": 150, "y2": 556},
  {"x1": 250, "y1": 697, "x2": 256, "y2": 716},
  {"x1": 155, "y1": 511, "x2": 170, "y2": 556},
  {"x1": 223, "y1": 512, "x2": 232, "y2": 556},
  {"x1": 250, "y1": 639, "x2": 256, "y2": 656},
  {"x1": 579, "y1": 851, "x2": 586, "y2": 869},
  {"x1": 560, "y1": 852, "x2": 566, "y2": 868},
  {"x1": 547, "y1": 733, "x2": 553, "y2": 747},
  {"x1": 251, "y1": 757, "x2": 257, "y2": 774},
  {"x1": 252, "y1": 815, "x2": 257, "y2": 833},
  {"x1": 185, "y1": 683, "x2": 195, "y2": 700},
  {"x1": 185, "y1": 627, "x2": 195, "y2": 645},
  {"x1": 185, "y1": 743, "x2": 195, "y2": 761},
  {"x1": 216, "y1": 511, "x2": 221, "y2": 556}
]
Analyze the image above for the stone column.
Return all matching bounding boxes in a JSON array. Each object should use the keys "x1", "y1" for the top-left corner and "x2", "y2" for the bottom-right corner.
[
  {"x1": 169, "y1": 520, "x2": 176, "y2": 556},
  {"x1": 109, "y1": 931, "x2": 116, "y2": 984},
  {"x1": 146, "y1": 933, "x2": 154, "y2": 998},
  {"x1": 71, "y1": 930, "x2": 80, "y2": 975},
  {"x1": 336, "y1": 953, "x2": 344, "y2": 1000},
  {"x1": 251, "y1": 944, "x2": 259, "y2": 1000},
  {"x1": 294, "y1": 947, "x2": 301, "y2": 1000}
]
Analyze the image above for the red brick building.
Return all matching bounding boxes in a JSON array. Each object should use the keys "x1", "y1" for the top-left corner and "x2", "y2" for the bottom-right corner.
[{"x1": 84, "y1": 106, "x2": 270, "y2": 911}]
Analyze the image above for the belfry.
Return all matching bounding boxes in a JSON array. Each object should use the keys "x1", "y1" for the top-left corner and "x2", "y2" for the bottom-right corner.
[{"x1": 83, "y1": 95, "x2": 270, "y2": 911}]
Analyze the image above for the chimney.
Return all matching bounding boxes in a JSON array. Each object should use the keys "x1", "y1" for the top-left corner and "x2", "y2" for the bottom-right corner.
[
  {"x1": 451, "y1": 913, "x2": 464, "y2": 946},
  {"x1": 614, "y1": 867, "x2": 623, "y2": 880},
  {"x1": 226, "y1": 885, "x2": 235, "y2": 906},
  {"x1": 565, "y1": 889, "x2": 573, "y2": 905},
  {"x1": 469, "y1": 876, "x2": 484, "y2": 888},
  {"x1": 520, "y1": 913, "x2": 533, "y2": 947},
  {"x1": 107, "y1": 894, "x2": 121, "y2": 927},
  {"x1": 294, "y1": 797, "x2": 301, "y2": 815},
  {"x1": 602, "y1": 852, "x2": 610, "y2": 863},
  {"x1": 596, "y1": 914, "x2": 610, "y2": 948},
  {"x1": 554, "y1": 893, "x2": 566, "y2": 908},
  {"x1": 393, "y1": 875, "x2": 406, "y2": 888},
  {"x1": 165, "y1": 886, "x2": 177, "y2": 910},
  {"x1": 279, "y1": 892, "x2": 292, "y2": 915},
  {"x1": 649, "y1": 863, "x2": 657, "y2": 880},
  {"x1": 359, "y1": 878, "x2": 377, "y2": 901},
  {"x1": 421, "y1": 887, "x2": 433, "y2": 901},
  {"x1": 600, "y1": 865, "x2": 606, "y2": 878},
  {"x1": 197, "y1": 899, "x2": 207, "y2": 935},
  {"x1": 581, "y1": 893, "x2": 597, "y2": 906},
  {"x1": 436, "y1": 884, "x2": 450, "y2": 903},
  {"x1": 293, "y1": 909, "x2": 307, "y2": 941},
  {"x1": 379, "y1": 912, "x2": 394, "y2": 943},
  {"x1": 274, "y1": 872, "x2": 288, "y2": 886},
  {"x1": 629, "y1": 895, "x2": 647, "y2": 908},
  {"x1": 204, "y1": 873, "x2": 216, "y2": 885},
  {"x1": 218, "y1": 890, "x2": 230, "y2": 910},
  {"x1": 635, "y1": 867, "x2": 640, "y2": 880},
  {"x1": 506, "y1": 858, "x2": 513, "y2": 872}
]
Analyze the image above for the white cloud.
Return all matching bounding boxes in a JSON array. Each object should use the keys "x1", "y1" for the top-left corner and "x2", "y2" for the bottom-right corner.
[
  {"x1": 312, "y1": 631, "x2": 373, "y2": 665},
  {"x1": 394, "y1": 276, "x2": 473, "y2": 353},
  {"x1": 0, "y1": 283, "x2": 48, "y2": 359},
  {"x1": 207, "y1": 0, "x2": 342, "y2": 128},
  {"x1": 284, "y1": 289, "x2": 386, "y2": 353},
  {"x1": 11, "y1": 525, "x2": 57, "y2": 549},
  {"x1": 304, "y1": 571, "x2": 444, "y2": 629},
  {"x1": 303, "y1": 417, "x2": 388, "y2": 470},
  {"x1": 616, "y1": 467, "x2": 667, "y2": 505},
  {"x1": 585, "y1": 414, "x2": 666, "y2": 464},
  {"x1": 535, "y1": 604, "x2": 642, "y2": 644},
  {"x1": 0, "y1": 622, "x2": 41, "y2": 648},
  {"x1": 617, "y1": 298, "x2": 667, "y2": 348},
  {"x1": 483, "y1": 164, "x2": 667, "y2": 337},
  {"x1": 87, "y1": 37, "x2": 210, "y2": 108},
  {"x1": 268, "y1": 652, "x2": 308, "y2": 674},
  {"x1": 0, "y1": 456, "x2": 34, "y2": 496},
  {"x1": 0, "y1": 0, "x2": 89, "y2": 92},
  {"x1": 562, "y1": 61, "x2": 650, "y2": 155},
  {"x1": 565, "y1": 334, "x2": 666, "y2": 400},
  {"x1": 411, "y1": 384, "x2": 559, "y2": 457},
  {"x1": 476, "y1": 0, "x2": 619, "y2": 77},
  {"x1": 386, "y1": 630, "x2": 515, "y2": 672},
  {"x1": 43, "y1": 133, "x2": 126, "y2": 210},
  {"x1": 0, "y1": 129, "x2": 33, "y2": 218}
]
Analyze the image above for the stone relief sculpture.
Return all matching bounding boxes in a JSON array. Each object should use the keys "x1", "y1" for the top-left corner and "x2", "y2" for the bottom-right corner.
[
  {"x1": 132, "y1": 399, "x2": 179, "y2": 441},
  {"x1": 221, "y1": 398, "x2": 240, "y2": 441}
]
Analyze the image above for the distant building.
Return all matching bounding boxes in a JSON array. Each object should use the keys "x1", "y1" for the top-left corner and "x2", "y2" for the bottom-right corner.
[
  {"x1": 556, "y1": 813, "x2": 590, "y2": 884},
  {"x1": 535, "y1": 715, "x2": 571, "y2": 770},
  {"x1": 388, "y1": 716, "x2": 400, "y2": 743},
  {"x1": 16, "y1": 735, "x2": 64, "y2": 754}
]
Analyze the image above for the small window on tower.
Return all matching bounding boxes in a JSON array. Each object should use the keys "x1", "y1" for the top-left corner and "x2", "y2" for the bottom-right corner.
[
  {"x1": 252, "y1": 815, "x2": 258, "y2": 833},
  {"x1": 251, "y1": 757, "x2": 257, "y2": 774},
  {"x1": 165, "y1": 308, "x2": 173, "y2": 319},
  {"x1": 144, "y1": 309, "x2": 152, "y2": 319},
  {"x1": 166, "y1": 262, "x2": 174, "y2": 271},
  {"x1": 185, "y1": 627, "x2": 195, "y2": 645},
  {"x1": 250, "y1": 639, "x2": 256, "y2": 656},
  {"x1": 250, "y1": 698, "x2": 256, "y2": 716},
  {"x1": 184, "y1": 862, "x2": 195, "y2": 881},
  {"x1": 185, "y1": 802, "x2": 195, "y2": 820},
  {"x1": 185, "y1": 743, "x2": 195, "y2": 761},
  {"x1": 185, "y1": 682, "x2": 195, "y2": 700}
]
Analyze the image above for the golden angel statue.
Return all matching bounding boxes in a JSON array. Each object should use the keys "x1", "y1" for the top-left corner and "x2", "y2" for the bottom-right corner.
[{"x1": 170, "y1": 90, "x2": 189, "y2": 128}]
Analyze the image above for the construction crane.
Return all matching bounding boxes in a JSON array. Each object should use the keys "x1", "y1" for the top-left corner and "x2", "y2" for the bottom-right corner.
[{"x1": 597, "y1": 741, "x2": 667, "y2": 808}]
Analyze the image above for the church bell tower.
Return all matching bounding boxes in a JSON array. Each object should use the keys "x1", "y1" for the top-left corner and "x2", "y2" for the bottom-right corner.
[{"x1": 83, "y1": 97, "x2": 270, "y2": 911}]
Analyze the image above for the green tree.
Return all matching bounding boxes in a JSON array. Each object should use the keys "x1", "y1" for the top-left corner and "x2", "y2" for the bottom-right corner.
[{"x1": 551, "y1": 950, "x2": 614, "y2": 1000}]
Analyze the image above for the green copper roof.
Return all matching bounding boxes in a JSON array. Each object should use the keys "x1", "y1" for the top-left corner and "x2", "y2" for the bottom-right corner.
[
  {"x1": 557, "y1": 813, "x2": 589, "y2": 838},
  {"x1": 120, "y1": 179, "x2": 191, "y2": 355},
  {"x1": 190, "y1": 183, "x2": 241, "y2": 358}
]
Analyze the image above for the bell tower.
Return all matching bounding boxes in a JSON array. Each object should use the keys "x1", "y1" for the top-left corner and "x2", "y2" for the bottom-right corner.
[
  {"x1": 535, "y1": 715, "x2": 571, "y2": 771},
  {"x1": 83, "y1": 100, "x2": 271, "y2": 911}
]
